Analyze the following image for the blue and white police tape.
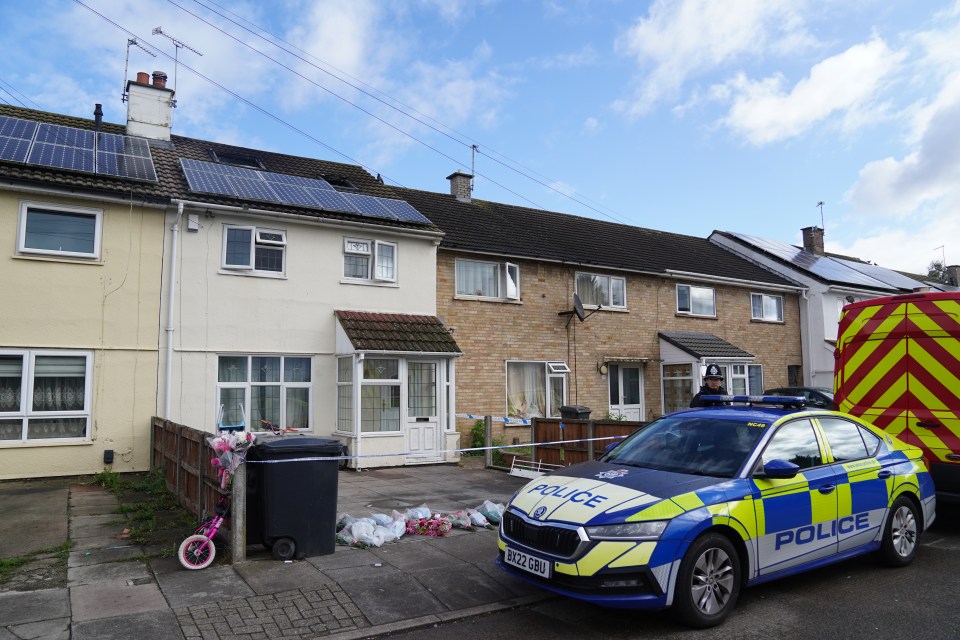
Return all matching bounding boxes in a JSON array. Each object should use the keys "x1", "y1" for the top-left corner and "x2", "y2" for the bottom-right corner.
[
  {"x1": 454, "y1": 413, "x2": 532, "y2": 425},
  {"x1": 243, "y1": 434, "x2": 626, "y2": 464}
]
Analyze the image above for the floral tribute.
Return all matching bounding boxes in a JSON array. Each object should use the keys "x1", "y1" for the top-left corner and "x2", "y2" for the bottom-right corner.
[
  {"x1": 207, "y1": 431, "x2": 256, "y2": 489},
  {"x1": 405, "y1": 514, "x2": 453, "y2": 537}
]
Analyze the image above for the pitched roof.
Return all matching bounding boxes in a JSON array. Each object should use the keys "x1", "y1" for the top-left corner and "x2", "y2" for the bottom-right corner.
[
  {"x1": 335, "y1": 311, "x2": 461, "y2": 354},
  {"x1": 658, "y1": 331, "x2": 754, "y2": 359},
  {"x1": 713, "y1": 230, "x2": 925, "y2": 293},
  {"x1": 0, "y1": 104, "x2": 438, "y2": 233},
  {"x1": 389, "y1": 186, "x2": 795, "y2": 287}
]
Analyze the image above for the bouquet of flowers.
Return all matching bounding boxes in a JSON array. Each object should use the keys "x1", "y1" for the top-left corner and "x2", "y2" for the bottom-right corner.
[
  {"x1": 207, "y1": 431, "x2": 257, "y2": 489},
  {"x1": 405, "y1": 514, "x2": 453, "y2": 537}
]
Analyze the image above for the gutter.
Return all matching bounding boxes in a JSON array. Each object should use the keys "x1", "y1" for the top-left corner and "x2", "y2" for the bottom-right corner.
[
  {"x1": 663, "y1": 269, "x2": 807, "y2": 292},
  {"x1": 0, "y1": 180, "x2": 167, "y2": 209}
]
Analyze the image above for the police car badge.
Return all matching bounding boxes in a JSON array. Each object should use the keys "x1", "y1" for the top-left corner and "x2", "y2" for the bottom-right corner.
[{"x1": 595, "y1": 469, "x2": 629, "y2": 479}]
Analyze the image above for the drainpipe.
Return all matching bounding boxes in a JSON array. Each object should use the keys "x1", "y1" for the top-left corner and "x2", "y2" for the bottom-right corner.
[
  {"x1": 354, "y1": 353, "x2": 364, "y2": 471},
  {"x1": 164, "y1": 202, "x2": 184, "y2": 419}
]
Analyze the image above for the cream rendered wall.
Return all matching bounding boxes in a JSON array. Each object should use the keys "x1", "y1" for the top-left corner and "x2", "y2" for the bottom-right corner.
[
  {"x1": 0, "y1": 191, "x2": 164, "y2": 480},
  {"x1": 159, "y1": 209, "x2": 439, "y2": 436}
]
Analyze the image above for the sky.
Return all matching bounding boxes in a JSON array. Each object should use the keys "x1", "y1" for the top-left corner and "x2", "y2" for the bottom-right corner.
[{"x1": 1, "y1": 0, "x2": 958, "y2": 275}]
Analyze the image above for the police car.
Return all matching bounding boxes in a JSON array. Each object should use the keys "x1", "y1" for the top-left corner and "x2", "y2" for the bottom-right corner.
[{"x1": 496, "y1": 396, "x2": 937, "y2": 628}]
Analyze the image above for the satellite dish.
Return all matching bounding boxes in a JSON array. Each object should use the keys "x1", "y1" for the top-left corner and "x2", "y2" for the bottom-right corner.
[{"x1": 573, "y1": 293, "x2": 586, "y2": 322}]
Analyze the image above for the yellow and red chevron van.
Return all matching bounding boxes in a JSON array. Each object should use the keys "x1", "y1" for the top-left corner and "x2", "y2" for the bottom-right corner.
[{"x1": 835, "y1": 291, "x2": 960, "y2": 503}]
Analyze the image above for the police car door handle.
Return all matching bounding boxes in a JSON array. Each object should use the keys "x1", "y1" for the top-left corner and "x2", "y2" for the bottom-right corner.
[
  {"x1": 877, "y1": 470, "x2": 892, "y2": 479},
  {"x1": 916, "y1": 421, "x2": 940, "y2": 429},
  {"x1": 818, "y1": 484, "x2": 836, "y2": 494}
]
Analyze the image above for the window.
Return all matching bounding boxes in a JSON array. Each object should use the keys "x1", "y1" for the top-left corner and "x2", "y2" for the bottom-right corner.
[
  {"x1": 676, "y1": 284, "x2": 715, "y2": 316},
  {"x1": 506, "y1": 361, "x2": 567, "y2": 419},
  {"x1": 576, "y1": 272, "x2": 625, "y2": 308},
  {"x1": 819, "y1": 417, "x2": 879, "y2": 461},
  {"x1": 361, "y1": 358, "x2": 401, "y2": 432},
  {"x1": 751, "y1": 293, "x2": 783, "y2": 322},
  {"x1": 18, "y1": 202, "x2": 102, "y2": 259},
  {"x1": 222, "y1": 226, "x2": 286, "y2": 274},
  {"x1": 662, "y1": 363, "x2": 693, "y2": 413},
  {"x1": 0, "y1": 350, "x2": 92, "y2": 442},
  {"x1": 343, "y1": 238, "x2": 397, "y2": 283},
  {"x1": 730, "y1": 364, "x2": 763, "y2": 395},
  {"x1": 217, "y1": 355, "x2": 311, "y2": 431},
  {"x1": 455, "y1": 258, "x2": 519, "y2": 300},
  {"x1": 761, "y1": 419, "x2": 822, "y2": 470}
]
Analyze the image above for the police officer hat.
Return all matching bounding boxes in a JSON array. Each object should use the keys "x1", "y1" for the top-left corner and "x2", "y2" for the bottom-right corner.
[{"x1": 704, "y1": 364, "x2": 723, "y2": 379}]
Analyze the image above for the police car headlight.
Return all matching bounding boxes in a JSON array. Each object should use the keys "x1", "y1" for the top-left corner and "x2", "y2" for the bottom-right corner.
[{"x1": 584, "y1": 520, "x2": 669, "y2": 540}]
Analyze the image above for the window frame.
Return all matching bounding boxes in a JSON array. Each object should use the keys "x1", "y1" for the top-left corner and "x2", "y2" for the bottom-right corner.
[
  {"x1": 360, "y1": 357, "x2": 402, "y2": 433},
  {"x1": 343, "y1": 237, "x2": 398, "y2": 284},
  {"x1": 730, "y1": 363, "x2": 764, "y2": 395},
  {"x1": 17, "y1": 201, "x2": 103, "y2": 260},
  {"x1": 506, "y1": 361, "x2": 567, "y2": 419},
  {"x1": 454, "y1": 258, "x2": 520, "y2": 300},
  {"x1": 221, "y1": 224, "x2": 286, "y2": 276},
  {"x1": 215, "y1": 355, "x2": 312, "y2": 432},
  {"x1": 676, "y1": 284, "x2": 716, "y2": 317},
  {"x1": 0, "y1": 349, "x2": 93, "y2": 443},
  {"x1": 575, "y1": 272, "x2": 626, "y2": 309},
  {"x1": 751, "y1": 292, "x2": 784, "y2": 322}
]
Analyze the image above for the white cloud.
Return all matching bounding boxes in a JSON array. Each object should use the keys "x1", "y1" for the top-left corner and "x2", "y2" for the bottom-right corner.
[
  {"x1": 530, "y1": 46, "x2": 598, "y2": 70},
  {"x1": 614, "y1": 0, "x2": 813, "y2": 116},
  {"x1": 583, "y1": 117, "x2": 600, "y2": 133},
  {"x1": 719, "y1": 38, "x2": 904, "y2": 145}
]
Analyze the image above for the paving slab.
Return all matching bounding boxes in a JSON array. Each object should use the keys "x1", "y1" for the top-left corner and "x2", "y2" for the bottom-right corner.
[
  {"x1": 70, "y1": 581, "x2": 168, "y2": 622},
  {"x1": 154, "y1": 564, "x2": 255, "y2": 609},
  {"x1": 306, "y1": 547, "x2": 382, "y2": 571},
  {"x1": 324, "y1": 564, "x2": 447, "y2": 626},
  {"x1": 7, "y1": 616, "x2": 70, "y2": 640},
  {"x1": 67, "y1": 560, "x2": 153, "y2": 587},
  {"x1": 370, "y1": 538, "x2": 465, "y2": 571},
  {"x1": 0, "y1": 588, "x2": 70, "y2": 626},
  {"x1": 0, "y1": 480, "x2": 68, "y2": 558},
  {"x1": 234, "y1": 558, "x2": 334, "y2": 595},
  {"x1": 71, "y1": 609, "x2": 185, "y2": 640},
  {"x1": 68, "y1": 546, "x2": 144, "y2": 568},
  {"x1": 410, "y1": 562, "x2": 508, "y2": 610}
]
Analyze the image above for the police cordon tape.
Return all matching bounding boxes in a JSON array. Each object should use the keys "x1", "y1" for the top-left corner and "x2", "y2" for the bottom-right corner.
[
  {"x1": 454, "y1": 413, "x2": 532, "y2": 425},
  {"x1": 243, "y1": 434, "x2": 626, "y2": 464}
]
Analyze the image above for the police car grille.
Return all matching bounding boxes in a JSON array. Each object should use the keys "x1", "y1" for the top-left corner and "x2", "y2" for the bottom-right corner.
[{"x1": 502, "y1": 511, "x2": 581, "y2": 557}]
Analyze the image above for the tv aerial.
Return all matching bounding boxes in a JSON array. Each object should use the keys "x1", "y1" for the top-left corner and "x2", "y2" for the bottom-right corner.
[
  {"x1": 122, "y1": 38, "x2": 156, "y2": 102},
  {"x1": 152, "y1": 26, "x2": 203, "y2": 97}
]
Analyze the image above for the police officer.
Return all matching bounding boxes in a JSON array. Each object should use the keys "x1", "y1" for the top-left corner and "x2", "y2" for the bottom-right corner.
[{"x1": 690, "y1": 364, "x2": 728, "y2": 407}]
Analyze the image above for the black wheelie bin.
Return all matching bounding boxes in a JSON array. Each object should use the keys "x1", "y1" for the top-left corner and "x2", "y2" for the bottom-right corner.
[{"x1": 246, "y1": 436, "x2": 344, "y2": 560}]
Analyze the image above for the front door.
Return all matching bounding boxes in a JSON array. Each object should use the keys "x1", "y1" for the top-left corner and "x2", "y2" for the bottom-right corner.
[
  {"x1": 406, "y1": 361, "x2": 440, "y2": 461},
  {"x1": 608, "y1": 363, "x2": 644, "y2": 421}
]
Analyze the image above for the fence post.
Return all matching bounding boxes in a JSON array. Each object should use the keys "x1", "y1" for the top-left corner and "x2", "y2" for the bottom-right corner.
[
  {"x1": 231, "y1": 463, "x2": 246, "y2": 562},
  {"x1": 531, "y1": 417, "x2": 537, "y2": 464},
  {"x1": 484, "y1": 415, "x2": 493, "y2": 468},
  {"x1": 587, "y1": 419, "x2": 595, "y2": 461}
]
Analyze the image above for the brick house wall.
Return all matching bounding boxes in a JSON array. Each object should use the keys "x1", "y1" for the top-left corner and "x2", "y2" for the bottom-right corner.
[{"x1": 437, "y1": 250, "x2": 802, "y2": 442}]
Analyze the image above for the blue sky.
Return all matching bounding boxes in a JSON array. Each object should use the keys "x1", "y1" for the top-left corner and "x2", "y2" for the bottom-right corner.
[{"x1": 2, "y1": 0, "x2": 958, "y2": 274}]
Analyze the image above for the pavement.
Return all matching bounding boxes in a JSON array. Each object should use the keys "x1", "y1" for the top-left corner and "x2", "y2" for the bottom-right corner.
[{"x1": 0, "y1": 462, "x2": 551, "y2": 640}]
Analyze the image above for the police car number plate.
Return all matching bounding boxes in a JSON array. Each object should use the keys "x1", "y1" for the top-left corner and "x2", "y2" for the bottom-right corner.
[{"x1": 505, "y1": 547, "x2": 552, "y2": 578}]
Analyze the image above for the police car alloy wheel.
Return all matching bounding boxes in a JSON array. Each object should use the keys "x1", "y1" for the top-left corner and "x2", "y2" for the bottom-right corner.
[
  {"x1": 672, "y1": 533, "x2": 741, "y2": 629},
  {"x1": 880, "y1": 496, "x2": 919, "y2": 567}
]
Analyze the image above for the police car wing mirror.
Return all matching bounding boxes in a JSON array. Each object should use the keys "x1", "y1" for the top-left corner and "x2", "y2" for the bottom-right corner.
[
  {"x1": 758, "y1": 459, "x2": 800, "y2": 479},
  {"x1": 603, "y1": 441, "x2": 618, "y2": 454}
]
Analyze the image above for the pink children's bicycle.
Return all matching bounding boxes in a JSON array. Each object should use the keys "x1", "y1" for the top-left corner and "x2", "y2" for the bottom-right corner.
[{"x1": 178, "y1": 496, "x2": 229, "y2": 570}]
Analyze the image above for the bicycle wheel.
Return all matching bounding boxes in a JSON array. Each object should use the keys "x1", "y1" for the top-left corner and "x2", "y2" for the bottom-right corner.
[{"x1": 179, "y1": 534, "x2": 216, "y2": 570}]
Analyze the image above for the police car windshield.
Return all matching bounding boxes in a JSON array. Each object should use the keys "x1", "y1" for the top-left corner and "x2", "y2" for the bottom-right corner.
[{"x1": 603, "y1": 415, "x2": 766, "y2": 478}]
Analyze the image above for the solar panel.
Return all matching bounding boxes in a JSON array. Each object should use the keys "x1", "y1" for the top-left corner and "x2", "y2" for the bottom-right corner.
[
  {"x1": 177, "y1": 157, "x2": 431, "y2": 225},
  {"x1": 0, "y1": 115, "x2": 158, "y2": 182}
]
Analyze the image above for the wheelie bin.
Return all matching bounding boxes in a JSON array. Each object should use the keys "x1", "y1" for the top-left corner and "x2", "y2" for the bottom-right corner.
[{"x1": 246, "y1": 436, "x2": 344, "y2": 560}]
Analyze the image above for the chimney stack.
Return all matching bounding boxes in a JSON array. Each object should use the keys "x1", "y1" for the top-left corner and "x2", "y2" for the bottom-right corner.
[
  {"x1": 801, "y1": 226, "x2": 825, "y2": 255},
  {"x1": 125, "y1": 70, "x2": 174, "y2": 141},
  {"x1": 447, "y1": 171, "x2": 473, "y2": 204}
]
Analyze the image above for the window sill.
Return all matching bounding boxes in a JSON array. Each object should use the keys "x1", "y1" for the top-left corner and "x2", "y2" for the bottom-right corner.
[
  {"x1": 0, "y1": 439, "x2": 93, "y2": 448},
  {"x1": 750, "y1": 318, "x2": 785, "y2": 324},
  {"x1": 453, "y1": 295, "x2": 522, "y2": 304},
  {"x1": 219, "y1": 269, "x2": 287, "y2": 279},
  {"x1": 340, "y1": 278, "x2": 399, "y2": 288},
  {"x1": 13, "y1": 254, "x2": 103, "y2": 265},
  {"x1": 584, "y1": 305, "x2": 628, "y2": 313},
  {"x1": 675, "y1": 313, "x2": 717, "y2": 319}
]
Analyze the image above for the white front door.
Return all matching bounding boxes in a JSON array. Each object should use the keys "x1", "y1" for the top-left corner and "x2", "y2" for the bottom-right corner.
[
  {"x1": 608, "y1": 363, "x2": 644, "y2": 421},
  {"x1": 406, "y1": 361, "x2": 440, "y2": 460}
]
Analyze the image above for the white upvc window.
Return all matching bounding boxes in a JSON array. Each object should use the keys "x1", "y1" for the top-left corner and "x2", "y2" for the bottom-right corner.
[
  {"x1": 455, "y1": 258, "x2": 519, "y2": 300},
  {"x1": 730, "y1": 363, "x2": 764, "y2": 395},
  {"x1": 360, "y1": 358, "x2": 401, "y2": 432},
  {"x1": 18, "y1": 201, "x2": 103, "y2": 260},
  {"x1": 751, "y1": 293, "x2": 784, "y2": 322},
  {"x1": 575, "y1": 272, "x2": 626, "y2": 308},
  {"x1": 0, "y1": 350, "x2": 93, "y2": 443},
  {"x1": 222, "y1": 225, "x2": 286, "y2": 275},
  {"x1": 506, "y1": 361, "x2": 567, "y2": 419},
  {"x1": 216, "y1": 355, "x2": 312, "y2": 431},
  {"x1": 343, "y1": 238, "x2": 397, "y2": 283},
  {"x1": 677, "y1": 284, "x2": 716, "y2": 316}
]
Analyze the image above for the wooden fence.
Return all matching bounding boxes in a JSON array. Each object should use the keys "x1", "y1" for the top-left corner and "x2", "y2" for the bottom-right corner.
[{"x1": 530, "y1": 418, "x2": 647, "y2": 466}]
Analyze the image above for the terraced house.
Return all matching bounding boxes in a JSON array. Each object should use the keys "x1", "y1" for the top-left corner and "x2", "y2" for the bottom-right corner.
[
  {"x1": 392, "y1": 173, "x2": 805, "y2": 443},
  {"x1": 0, "y1": 72, "x2": 461, "y2": 479}
]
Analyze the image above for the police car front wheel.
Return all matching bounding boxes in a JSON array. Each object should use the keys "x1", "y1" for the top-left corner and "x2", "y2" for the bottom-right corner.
[
  {"x1": 879, "y1": 496, "x2": 919, "y2": 567},
  {"x1": 672, "y1": 532, "x2": 741, "y2": 629}
]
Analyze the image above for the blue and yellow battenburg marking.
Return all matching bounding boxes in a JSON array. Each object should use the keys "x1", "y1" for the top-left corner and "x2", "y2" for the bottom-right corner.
[{"x1": 499, "y1": 414, "x2": 936, "y2": 607}]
